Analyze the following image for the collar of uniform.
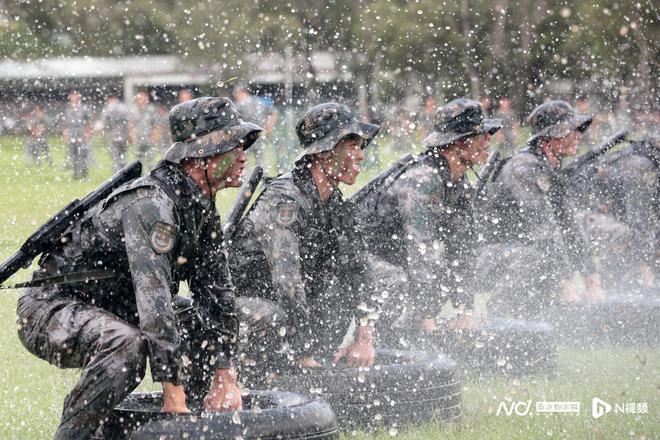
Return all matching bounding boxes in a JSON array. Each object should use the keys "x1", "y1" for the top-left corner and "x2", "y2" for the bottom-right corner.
[
  {"x1": 521, "y1": 148, "x2": 558, "y2": 175},
  {"x1": 292, "y1": 164, "x2": 344, "y2": 207},
  {"x1": 423, "y1": 149, "x2": 453, "y2": 182},
  {"x1": 153, "y1": 162, "x2": 211, "y2": 208}
]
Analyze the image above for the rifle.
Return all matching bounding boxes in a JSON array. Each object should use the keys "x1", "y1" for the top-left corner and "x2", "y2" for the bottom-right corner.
[
  {"x1": 222, "y1": 166, "x2": 263, "y2": 239},
  {"x1": 471, "y1": 150, "x2": 500, "y2": 205},
  {"x1": 0, "y1": 160, "x2": 142, "y2": 286},
  {"x1": 561, "y1": 129, "x2": 629, "y2": 179},
  {"x1": 350, "y1": 153, "x2": 415, "y2": 206}
]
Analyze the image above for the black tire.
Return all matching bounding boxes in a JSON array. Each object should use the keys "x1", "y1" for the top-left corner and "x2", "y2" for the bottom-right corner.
[
  {"x1": 392, "y1": 318, "x2": 558, "y2": 378},
  {"x1": 547, "y1": 294, "x2": 660, "y2": 346},
  {"x1": 270, "y1": 349, "x2": 461, "y2": 431},
  {"x1": 101, "y1": 390, "x2": 339, "y2": 440}
]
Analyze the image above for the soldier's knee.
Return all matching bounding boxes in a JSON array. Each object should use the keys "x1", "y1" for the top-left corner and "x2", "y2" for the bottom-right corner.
[{"x1": 103, "y1": 324, "x2": 147, "y2": 372}]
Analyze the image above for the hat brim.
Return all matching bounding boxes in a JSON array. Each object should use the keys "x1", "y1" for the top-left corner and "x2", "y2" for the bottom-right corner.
[
  {"x1": 297, "y1": 120, "x2": 381, "y2": 160},
  {"x1": 527, "y1": 114, "x2": 593, "y2": 145},
  {"x1": 423, "y1": 118, "x2": 503, "y2": 149},
  {"x1": 163, "y1": 122, "x2": 263, "y2": 163},
  {"x1": 423, "y1": 131, "x2": 473, "y2": 149},
  {"x1": 483, "y1": 118, "x2": 504, "y2": 135},
  {"x1": 232, "y1": 122, "x2": 264, "y2": 151}
]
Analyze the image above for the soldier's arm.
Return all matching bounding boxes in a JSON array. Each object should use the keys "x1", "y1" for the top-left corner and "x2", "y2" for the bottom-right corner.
[
  {"x1": 188, "y1": 211, "x2": 239, "y2": 369},
  {"x1": 620, "y1": 158, "x2": 657, "y2": 268},
  {"x1": 445, "y1": 186, "x2": 476, "y2": 314},
  {"x1": 121, "y1": 192, "x2": 182, "y2": 384},
  {"x1": 390, "y1": 170, "x2": 450, "y2": 318},
  {"x1": 250, "y1": 194, "x2": 313, "y2": 356},
  {"x1": 507, "y1": 160, "x2": 573, "y2": 255}
]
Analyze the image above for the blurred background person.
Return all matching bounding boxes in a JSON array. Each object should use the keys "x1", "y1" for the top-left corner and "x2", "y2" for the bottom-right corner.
[
  {"x1": 418, "y1": 94, "x2": 436, "y2": 141},
  {"x1": 178, "y1": 88, "x2": 194, "y2": 103},
  {"x1": 23, "y1": 104, "x2": 52, "y2": 167},
  {"x1": 129, "y1": 90, "x2": 159, "y2": 168},
  {"x1": 63, "y1": 90, "x2": 92, "y2": 180},
  {"x1": 101, "y1": 94, "x2": 130, "y2": 172},
  {"x1": 494, "y1": 96, "x2": 520, "y2": 157},
  {"x1": 233, "y1": 85, "x2": 278, "y2": 170}
]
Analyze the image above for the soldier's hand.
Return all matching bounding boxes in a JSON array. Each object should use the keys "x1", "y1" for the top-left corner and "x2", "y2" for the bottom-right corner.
[
  {"x1": 584, "y1": 273, "x2": 606, "y2": 302},
  {"x1": 447, "y1": 314, "x2": 477, "y2": 331},
  {"x1": 640, "y1": 263, "x2": 655, "y2": 287},
  {"x1": 560, "y1": 278, "x2": 581, "y2": 303},
  {"x1": 161, "y1": 382, "x2": 191, "y2": 413},
  {"x1": 203, "y1": 368, "x2": 242, "y2": 413},
  {"x1": 419, "y1": 318, "x2": 439, "y2": 332},
  {"x1": 334, "y1": 325, "x2": 375, "y2": 368},
  {"x1": 298, "y1": 357, "x2": 322, "y2": 368}
]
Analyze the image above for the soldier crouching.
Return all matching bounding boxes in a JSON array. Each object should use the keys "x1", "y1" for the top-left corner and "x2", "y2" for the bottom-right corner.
[
  {"x1": 228, "y1": 102, "x2": 381, "y2": 385},
  {"x1": 16, "y1": 97, "x2": 262, "y2": 439}
]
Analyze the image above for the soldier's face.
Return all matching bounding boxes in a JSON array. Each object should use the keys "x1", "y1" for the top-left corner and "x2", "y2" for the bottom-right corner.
[
  {"x1": 557, "y1": 131, "x2": 580, "y2": 157},
  {"x1": 461, "y1": 133, "x2": 492, "y2": 165},
  {"x1": 325, "y1": 136, "x2": 365, "y2": 185},
  {"x1": 208, "y1": 147, "x2": 247, "y2": 189}
]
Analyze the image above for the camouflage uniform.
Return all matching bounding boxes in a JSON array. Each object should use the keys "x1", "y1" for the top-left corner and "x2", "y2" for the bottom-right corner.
[
  {"x1": 357, "y1": 99, "x2": 502, "y2": 328},
  {"x1": 16, "y1": 97, "x2": 261, "y2": 440},
  {"x1": 102, "y1": 99, "x2": 130, "y2": 171},
  {"x1": 65, "y1": 103, "x2": 91, "y2": 180},
  {"x1": 586, "y1": 138, "x2": 659, "y2": 286},
  {"x1": 229, "y1": 103, "x2": 380, "y2": 381},
  {"x1": 475, "y1": 100, "x2": 594, "y2": 317}
]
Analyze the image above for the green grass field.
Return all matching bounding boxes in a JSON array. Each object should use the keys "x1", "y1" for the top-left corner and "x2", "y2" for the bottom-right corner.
[{"x1": 0, "y1": 136, "x2": 658, "y2": 439}]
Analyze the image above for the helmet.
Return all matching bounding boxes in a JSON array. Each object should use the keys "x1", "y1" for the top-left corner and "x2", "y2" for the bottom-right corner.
[
  {"x1": 423, "y1": 98, "x2": 502, "y2": 149},
  {"x1": 295, "y1": 102, "x2": 380, "y2": 160},
  {"x1": 526, "y1": 100, "x2": 592, "y2": 146},
  {"x1": 164, "y1": 97, "x2": 263, "y2": 164}
]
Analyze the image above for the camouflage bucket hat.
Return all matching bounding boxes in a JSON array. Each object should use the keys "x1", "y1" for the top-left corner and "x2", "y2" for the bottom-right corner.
[
  {"x1": 526, "y1": 100, "x2": 592, "y2": 146},
  {"x1": 423, "y1": 98, "x2": 503, "y2": 149},
  {"x1": 164, "y1": 97, "x2": 263, "y2": 164},
  {"x1": 295, "y1": 102, "x2": 380, "y2": 160}
]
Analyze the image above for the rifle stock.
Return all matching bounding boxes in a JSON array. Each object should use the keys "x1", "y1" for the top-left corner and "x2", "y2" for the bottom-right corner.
[
  {"x1": 562, "y1": 129, "x2": 629, "y2": 179},
  {"x1": 350, "y1": 153, "x2": 415, "y2": 206},
  {"x1": 222, "y1": 166, "x2": 263, "y2": 239},
  {"x1": 0, "y1": 160, "x2": 142, "y2": 286},
  {"x1": 472, "y1": 150, "x2": 500, "y2": 205}
]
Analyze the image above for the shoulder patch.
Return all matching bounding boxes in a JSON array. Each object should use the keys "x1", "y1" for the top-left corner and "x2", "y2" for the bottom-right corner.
[
  {"x1": 149, "y1": 221, "x2": 177, "y2": 254},
  {"x1": 274, "y1": 203, "x2": 297, "y2": 227}
]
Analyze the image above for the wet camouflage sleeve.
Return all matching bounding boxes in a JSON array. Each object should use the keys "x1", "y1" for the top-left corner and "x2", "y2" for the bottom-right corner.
[
  {"x1": 501, "y1": 155, "x2": 573, "y2": 274},
  {"x1": 249, "y1": 193, "x2": 313, "y2": 355},
  {"x1": 334, "y1": 206, "x2": 381, "y2": 321},
  {"x1": 443, "y1": 182, "x2": 476, "y2": 311},
  {"x1": 386, "y1": 164, "x2": 459, "y2": 316},
  {"x1": 615, "y1": 156, "x2": 658, "y2": 268},
  {"x1": 188, "y1": 210, "x2": 239, "y2": 369},
  {"x1": 121, "y1": 190, "x2": 181, "y2": 383}
]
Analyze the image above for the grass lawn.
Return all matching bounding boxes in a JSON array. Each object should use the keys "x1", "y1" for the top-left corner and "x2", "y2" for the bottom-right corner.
[{"x1": 0, "y1": 136, "x2": 658, "y2": 439}]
